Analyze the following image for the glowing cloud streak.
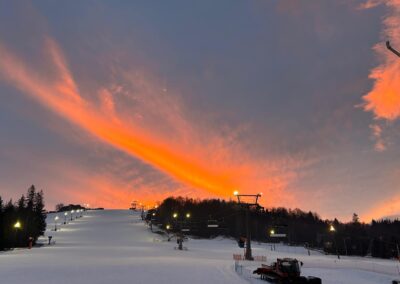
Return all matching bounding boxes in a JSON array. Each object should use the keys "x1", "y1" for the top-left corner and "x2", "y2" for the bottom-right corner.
[
  {"x1": 0, "y1": 37, "x2": 305, "y2": 206},
  {"x1": 0, "y1": 39, "x2": 242, "y2": 197}
]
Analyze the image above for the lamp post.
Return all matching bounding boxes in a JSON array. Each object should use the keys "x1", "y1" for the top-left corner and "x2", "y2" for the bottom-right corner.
[
  {"x1": 64, "y1": 212, "x2": 68, "y2": 224},
  {"x1": 14, "y1": 221, "x2": 21, "y2": 229},
  {"x1": 234, "y1": 191, "x2": 262, "y2": 261},
  {"x1": 71, "y1": 210, "x2": 74, "y2": 221},
  {"x1": 150, "y1": 212, "x2": 156, "y2": 232},
  {"x1": 166, "y1": 224, "x2": 171, "y2": 241},
  {"x1": 329, "y1": 224, "x2": 340, "y2": 259},
  {"x1": 14, "y1": 221, "x2": 21, "y2": 246},
  {"x1": 54, "y1": 216, "x2": 59, "y2": 231}
]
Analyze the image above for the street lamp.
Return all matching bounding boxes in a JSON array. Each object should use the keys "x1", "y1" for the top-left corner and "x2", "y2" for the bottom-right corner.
[
  {"x1": 54, "y1": 216, "x2": 59, "y2": 231},
  {"x1": 173, "y1": 213, "x2": 178, "y2": 219},
  {"x1": 13, "y1": 221, "x2": 21, "y2": 246},
  {"x1": 71, "y1": 210, "x2": 75, "y2": 221},
  {"x1": 64, "y1": 212, "x2": 68, "y2": 224},
  {"x1": 186, "y1": 213, "x2": 191, "y2": 218},
  {"x1": 270, "y1": 229, "x2": 275, "y2": 236},
  {"x1": 14, "y1": 221, "x2": 21, "y2": 229},
  {"x1": 329, "y1": 224, "x2": 339, "y2": 259},
  {"x1": 165, "y1": 224, "x2": 172, "y2": 241}
]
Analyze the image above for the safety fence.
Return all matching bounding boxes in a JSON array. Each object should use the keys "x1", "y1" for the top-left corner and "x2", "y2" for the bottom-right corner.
[
  {"x1": 302, "y1": 257, "x2": 400, "y2": 276},
  {"x1": 233, "y1": 254, "x2": 267, "y2": 262}
]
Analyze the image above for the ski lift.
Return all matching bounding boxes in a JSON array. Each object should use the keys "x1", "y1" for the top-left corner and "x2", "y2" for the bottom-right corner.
[{"x1": 207, "y1": 219, "x2": 219, "y2": 228}]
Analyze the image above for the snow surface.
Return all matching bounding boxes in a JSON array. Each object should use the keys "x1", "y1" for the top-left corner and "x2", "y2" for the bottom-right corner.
[{"x1": 0, "y1": 210, "x2": 398, "y2": 284}]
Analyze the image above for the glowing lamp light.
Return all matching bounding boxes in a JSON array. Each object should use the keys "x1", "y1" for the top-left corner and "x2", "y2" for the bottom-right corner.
[
  {"x1": 152, "y1": 213, "x2": 156, "y2": 216},
  {"x1": 64, "y1": 212, "x2": 68, "y2": 216},
  {"x1": 173, "y1": 213, "x2": 178, "y2": 218},
  {"x1": 329, "y1": 225, "x2": 336, "y2": 232},
  {"x1": 186, "y1": 213, "x2": 191, "y2": 218},
  {"x1": 270, "y1": 229, "x2": 275, "y2": 235},
  {"x1": 233, "y1": 190, "x2": 239, "y2": 196},
  {"x1": 14, "y1": 221, "x2": 21, "y2": 229},
  {"x1": 71, "y1": 210, "x2": 75, "y2": 213},
  {"x1": 55, "y1": 216, "x2": 59, "y2": 221},
  {"x1": 166, "y1": 225, "x2": 171, "y2": 230}
]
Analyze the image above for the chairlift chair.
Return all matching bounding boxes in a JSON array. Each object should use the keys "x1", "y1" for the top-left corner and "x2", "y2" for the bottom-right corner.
[{"x1": 207, "y1": 219, "x2": 219, "y2": 228}]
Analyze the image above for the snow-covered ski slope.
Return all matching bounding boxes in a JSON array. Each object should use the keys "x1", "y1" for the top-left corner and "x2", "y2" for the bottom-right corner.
[{"x1": 0, "y1": 210, "x2": 398, "y2": 284}]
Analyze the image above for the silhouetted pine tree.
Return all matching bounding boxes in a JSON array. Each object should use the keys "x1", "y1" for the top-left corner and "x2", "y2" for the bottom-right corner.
[
  {"x1": 33, "y1": 190, "x2": 46, "y2": 240},
  {"x1": 0, "y1": 196, "x2": 4, "y2": 250},
  {"x1": 0, "y1": 185, "x2": 47, "y2": 250}
]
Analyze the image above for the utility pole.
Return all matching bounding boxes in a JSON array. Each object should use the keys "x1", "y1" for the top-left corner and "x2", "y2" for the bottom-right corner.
[{"x1": 234, "y1": 191, "x2": 262, "y2": 261}]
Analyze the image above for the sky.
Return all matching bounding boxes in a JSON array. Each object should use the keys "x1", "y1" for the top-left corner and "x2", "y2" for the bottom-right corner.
[{"x1": 0, "y1": 0, "x2": 400, "y2": 221}]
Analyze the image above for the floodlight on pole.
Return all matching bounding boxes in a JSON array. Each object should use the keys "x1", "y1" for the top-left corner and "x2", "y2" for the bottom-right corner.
[
  {"x1": 186, "y1": 213, "x2": 191, "y2": 218},
  {"x1": 173, "y1": 213, "x2": 178, "y2": 218},
  {"x1": 14, "y1": 221, "x2": 21, "y2": 229},
  {"x1": 64, "y1": 212, "x2": 68, "y2": 224},
  {"x1": 54, "y1": 216, "x2": 59, "y2": 231},
  {"x1": 166, "y1": 224, "x2": 170, "y2": 230},
  {"x1": 270, "y1": 229, "x2": 275, "y2": 236},
  {"x1": 329, "y1": 224, "x2": 340, "y2": 259}
]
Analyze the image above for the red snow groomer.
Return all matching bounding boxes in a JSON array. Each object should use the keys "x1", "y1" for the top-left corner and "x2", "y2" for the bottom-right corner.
[{"x1": 253, "y1": 258, "x2": 321, "y2": 283}]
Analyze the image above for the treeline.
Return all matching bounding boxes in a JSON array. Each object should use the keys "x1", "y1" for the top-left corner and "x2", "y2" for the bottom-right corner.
[
  {"x1": 150, "y1": 197, "x2": 400, "y2": 260},
  {"x1": 54, "y1": 203, "x2": 86, "y2": 212},
  {"x1": 0, "y1": 185, "x2": 46, "y2": 250}
]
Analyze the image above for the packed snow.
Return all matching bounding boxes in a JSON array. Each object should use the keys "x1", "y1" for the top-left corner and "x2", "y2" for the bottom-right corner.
[{"x1": 0, "y1": 210, "x2": 398, "y2": 284}]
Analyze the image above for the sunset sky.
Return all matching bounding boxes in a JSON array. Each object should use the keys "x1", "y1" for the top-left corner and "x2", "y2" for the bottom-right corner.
[{"x1": 1, "y1": 0, "x2": 400, "y2": 221}]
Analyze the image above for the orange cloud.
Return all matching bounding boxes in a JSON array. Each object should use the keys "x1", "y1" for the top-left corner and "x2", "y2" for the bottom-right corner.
[
  {"x1": 362, "y1": 194, "x2": 400, "y2": 221},
  {"x1": 369, "y1": 123, "x2": 387, "y2": 152},
  {"x1": 0, "y1": 37, "x2": 307, "y2": 207},
  {"x1": 362, "y1": 0, "x2": 400, "y2": 120}
]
